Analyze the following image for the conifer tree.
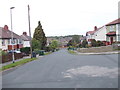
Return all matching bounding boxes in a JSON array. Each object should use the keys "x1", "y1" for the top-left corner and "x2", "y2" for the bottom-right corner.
[{"x1": 33, "y1": 21, "x2": 47, "y2": 50}]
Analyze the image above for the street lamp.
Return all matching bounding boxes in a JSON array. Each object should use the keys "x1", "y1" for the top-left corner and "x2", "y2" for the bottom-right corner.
[{"x1": 10, "y1": 7, "x2": 15, "y2": 63}]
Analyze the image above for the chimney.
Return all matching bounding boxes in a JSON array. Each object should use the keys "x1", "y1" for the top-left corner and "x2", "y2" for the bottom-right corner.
[
  {"x1": 94, "y1": 26, "x2": 97, "y2": 31},
  {"x1": 4, "y1": 25, "x2": 8, "y2": 30},
  {"x1": 23, "y1": 32, "x2": 27, "y2": 36}
]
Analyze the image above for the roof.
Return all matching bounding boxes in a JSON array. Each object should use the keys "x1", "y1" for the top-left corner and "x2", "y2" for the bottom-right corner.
[
  {"x1": 106, "y1": 18, "x2": 120, "y2": 26},
  {"x1": 86, "y1": 31, "x2": 95, "y2": 35},
  {"x1": 106, "y1": 32, "x2": 116, "y2": 36},
  {"x1": 0, "y1": 27, "x2": 21, "y2": 39},
  {"x1": 86, "y1": 18, "x2": 120, "y2": 36},
  {"x1": 86, "y1": 26, "x2": 104, "y2": 35},
  {"x1": 21, "y1": 34, "x2": 31, "y2": 41}
]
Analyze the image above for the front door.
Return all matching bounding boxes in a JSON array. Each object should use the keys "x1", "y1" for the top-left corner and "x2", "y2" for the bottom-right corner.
[{"x1": 110, "y1": 37, "x2": 113, "y2": 45}]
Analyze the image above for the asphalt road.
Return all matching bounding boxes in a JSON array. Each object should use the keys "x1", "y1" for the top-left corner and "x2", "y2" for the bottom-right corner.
[{"x1": 2, "y1": 49, "x2": 118, "y2": 88}]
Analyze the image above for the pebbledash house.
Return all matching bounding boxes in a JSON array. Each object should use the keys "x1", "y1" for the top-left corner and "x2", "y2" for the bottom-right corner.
[
  {"x1": 86, "y1": 18, "x2": 120, "y2": 45},
  {"x1": 106, "y1": 18, "x2": 120, "y2": 45},
  {"x1": 0, "y1": 25, "x2": 23, "y2": 51}
]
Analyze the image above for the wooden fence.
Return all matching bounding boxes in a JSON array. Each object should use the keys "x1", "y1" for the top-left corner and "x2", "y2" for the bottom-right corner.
[{"x1": 1, "y1": 53, "x2": 23, "y2": 63}]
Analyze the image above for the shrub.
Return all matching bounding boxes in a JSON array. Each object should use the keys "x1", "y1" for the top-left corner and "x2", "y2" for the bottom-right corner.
[
  {"x1": 34, "y1": 49, "x2": 40, "y2": 54},
  {"x1": 96, "y1": 41, "x2": 104, "y2": 46},
  {"x1": 0, "y1": 50, "x2": 7, "y2": 56},
  {"x1": 82, "y1": 40, "x2": 88, "y2": 48},
  {"x1": 20, "y1": 47, "x2": 30, "y2": 54},
  {"x1": 45, "y1": 46, "x2": 52, "y2": 52},
  {"x1": 91, "y1": 39, "x2": 97, "y2": 47}
]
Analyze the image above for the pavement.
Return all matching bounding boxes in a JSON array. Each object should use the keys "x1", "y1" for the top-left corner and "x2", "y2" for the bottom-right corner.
[
  {"x1": 2, "y1": 55, "x2": 42, "y2": 66},
  {"x1": 75, "y1": 51, "x2": 120, "y2": 55},
  {"x1": 2, "y1": 49, "x2": 118, "y2": 88}
]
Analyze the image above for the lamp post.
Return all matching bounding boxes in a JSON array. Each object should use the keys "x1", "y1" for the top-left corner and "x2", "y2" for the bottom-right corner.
[
  {"x1": 10, "y1": 7, "x2": 15, "y2": 63},
  {"x1": 28, "y1": 5, "x2": 33, "y2": 58}
]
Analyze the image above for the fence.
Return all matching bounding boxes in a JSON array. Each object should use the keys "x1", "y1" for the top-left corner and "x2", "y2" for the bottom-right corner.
[{"x1": 1, "y1": 53, "x2": 23, "y2": 63}]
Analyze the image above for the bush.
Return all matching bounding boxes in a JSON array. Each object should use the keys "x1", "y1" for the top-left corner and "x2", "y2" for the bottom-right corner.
[
  {"x1": 34, "y1": 49, "x2": 40, "y2": 54},
  {"x1": 0, "y1": 50, "x2": 7, "y2": 56},
  {"x1": 96, "y1": 41, "x2": 104, "y2": 47},
  {"x1": 45, "y1": 46, "x2": 52, "y2": 52},
  {"x1": 91, "y1": 39, "x2": 97, "y2": 47},
  {"x1": 82, "y1": 40, "x2": 88, "y2": 48},
  {"x1": 20, "y1": 47, "x2": 30, "y2": 55}
]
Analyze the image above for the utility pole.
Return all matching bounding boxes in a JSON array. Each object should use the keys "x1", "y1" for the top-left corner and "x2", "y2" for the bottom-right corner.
[
  {"x1": 10, "y1": 7, "x2": 15, "y2": 63},
  {"x1": 28, "y1": 5, "x2": 33, "y2": 58}
]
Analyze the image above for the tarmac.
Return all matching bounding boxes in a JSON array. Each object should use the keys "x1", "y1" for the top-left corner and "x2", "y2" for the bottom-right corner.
[{"x1": 2, "y1": 50, "x2": 120, "y2": 66}]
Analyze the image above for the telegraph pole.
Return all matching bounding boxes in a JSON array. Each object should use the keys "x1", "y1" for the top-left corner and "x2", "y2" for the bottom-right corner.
[{"x1": 28, "y1": 5, "x2": 33, "y2": 58}]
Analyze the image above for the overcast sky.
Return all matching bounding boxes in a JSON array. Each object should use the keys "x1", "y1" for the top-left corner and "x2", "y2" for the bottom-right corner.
[{"x1": 0, "y1": 0, "x2": 119, "y2": 37}]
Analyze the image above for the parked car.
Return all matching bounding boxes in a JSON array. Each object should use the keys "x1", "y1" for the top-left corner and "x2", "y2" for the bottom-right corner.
[{"x1": 8, "y1": 50, "x2": 21, "y2": 53}]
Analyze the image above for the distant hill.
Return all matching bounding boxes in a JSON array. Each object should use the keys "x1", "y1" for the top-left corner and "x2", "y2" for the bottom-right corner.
[{"x1": 47, "y1": 35, "x2": 83, "y2": 38}]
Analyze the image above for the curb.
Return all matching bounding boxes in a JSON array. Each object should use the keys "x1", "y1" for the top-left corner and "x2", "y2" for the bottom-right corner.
[{"x1": 77, "y1": 51, "x2": 120, "y2": 55}]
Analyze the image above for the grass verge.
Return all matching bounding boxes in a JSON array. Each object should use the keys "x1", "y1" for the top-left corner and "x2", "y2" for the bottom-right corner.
[
  {"x1": 45, "y1": 52, "x2": 52, "y2": 55},
  {"x1": 1, "y1": 58, "x2": 37, "y2": 71},
  {"x1": 68, "y1": 50, "x2": 77, "y2": 54}
]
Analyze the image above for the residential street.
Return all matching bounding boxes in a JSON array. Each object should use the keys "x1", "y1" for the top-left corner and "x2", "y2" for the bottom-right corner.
[{"x1": 2, "y1": 49, "x2": 118, "y2": 88}]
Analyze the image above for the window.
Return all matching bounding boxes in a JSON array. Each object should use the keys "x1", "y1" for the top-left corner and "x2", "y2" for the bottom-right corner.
[
  {"x1": 2, "y1": 40, "x2": 5, "y2": 46},
  {"x1": 16, "y1": 39, "x2": 18, "y2": 44},
  {"x1": 19, "y1": 39, "x2": 22, "y2": 44},
  {"x1": 110, "y1": 26, "x2": 114, "y2": 32},
  {"x1": 11, "y1": 39, "x2": 15, "y2": 44},
  {"x1": 8, "y1": 39, "x2": 10, "y2": 44}
]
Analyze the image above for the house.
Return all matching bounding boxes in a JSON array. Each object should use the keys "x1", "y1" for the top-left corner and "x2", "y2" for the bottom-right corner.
[
  {"x1": 86, "y1": 18, "x2": 120, "y2": 45},
  {"x1": 0, "y1": 25, "x2": 23, "y2": 51},
  {"x1": 86, "y1": 26, "x2": 100, "y2": 45},
  {"x1": 94, "y1": 26, "x2": 107, "y2": 41},
  {"x1": 106, "y1": 18, "x2": 120, "y2": 45},
  {"x1": 21, "y1": 32, "x2": 31, "y2": 47}
]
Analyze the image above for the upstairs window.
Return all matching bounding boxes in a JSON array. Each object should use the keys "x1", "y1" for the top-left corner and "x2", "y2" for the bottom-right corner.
[
  {"x1": 110, "y1": 25, "x2": 115, "y2": 32},
  {"x1": 8, "y1": 39, "x2": 10, "y2": 44},
  {"x1": 2, "y1": 40, "x2": 5, "y2": 46}
]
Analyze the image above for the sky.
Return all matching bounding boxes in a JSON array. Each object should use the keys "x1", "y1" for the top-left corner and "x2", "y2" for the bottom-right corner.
[{"x1": 0, "y1": 0, "x2": 119, "y2": 37}]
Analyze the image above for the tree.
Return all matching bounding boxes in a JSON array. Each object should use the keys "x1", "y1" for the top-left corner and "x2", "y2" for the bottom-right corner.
[
  {"x1": 49, "y1": 40, "x2": 59, "y2": 50},
  {"x1": 72, "y1": 35, "x2": 80, "y2": 44},
  {"x1": 33, "y1": 21, "x2": 47, "y2": 50},
  {"x1": 67, "y1": 40, "x2": 73, "y2": 46},
  {"x1": 82, "y1": 40, "x2": 88, "y2": 48},
  {"x1": 32, "y1": 38, "x2": 41, "y2": 51},
  {"x1": 67, "y1": 35, "x2": 80, "y2": 47}
]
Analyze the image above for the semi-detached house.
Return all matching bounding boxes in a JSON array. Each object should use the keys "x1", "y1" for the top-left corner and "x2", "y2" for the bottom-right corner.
[
  {"x1": 0, "y1": 25, "x2": 23, "y2": 51},
  {"x1": 21, "y1": 32, "x2": 31, "y2": 47},
  {"x1": 86, "y1": 18, "x2": 120, "y2": 45}
]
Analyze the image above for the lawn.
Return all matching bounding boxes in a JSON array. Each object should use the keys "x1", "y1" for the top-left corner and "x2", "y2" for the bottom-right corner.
[
  {"x1": 68, "y1": 50, "x2": 77, "y2": 54},
  {"x1": 1, "y1": 58, "x2": 37, "y2": 71}
]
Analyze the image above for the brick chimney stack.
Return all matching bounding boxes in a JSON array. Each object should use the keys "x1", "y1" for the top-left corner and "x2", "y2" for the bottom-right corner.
[
  {"x1": 94, "y1": 26, "x2": 97, "y2": 31},
  {"x1": 4, "y1": 25, "x2": 8, "y2": 30},
  {"x1": 23, "y1": 32, "x2": 27, "y2": 36}
]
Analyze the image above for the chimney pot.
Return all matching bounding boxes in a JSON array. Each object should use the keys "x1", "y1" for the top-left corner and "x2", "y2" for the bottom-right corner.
[
  {"x1": 94, "y1": 26, "x2": 97, "y2": 31},
  {"x1": 4, "y1": 25, "x2": 8, "y2": 30},
  {"x1": 23, "y1": 32, "x2": 27, "y2": 35}
]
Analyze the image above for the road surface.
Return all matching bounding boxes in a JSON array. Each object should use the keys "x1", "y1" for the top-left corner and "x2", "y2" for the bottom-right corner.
[{"x1": 2, "y1": 49, "x2": 118, "y2": 88}]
